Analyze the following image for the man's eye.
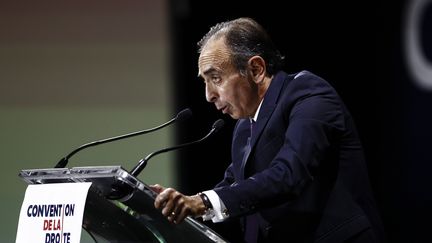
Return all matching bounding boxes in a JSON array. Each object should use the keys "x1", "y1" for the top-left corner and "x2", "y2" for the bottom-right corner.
[{"x1": 211, "y1": 76, "x2": 222, "y2": 84}]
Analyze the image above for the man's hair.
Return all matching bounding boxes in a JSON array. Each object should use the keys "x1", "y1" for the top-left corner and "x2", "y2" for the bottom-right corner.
[{"x1": 197, "y1": 17, "x2": 285, "y2": 75}]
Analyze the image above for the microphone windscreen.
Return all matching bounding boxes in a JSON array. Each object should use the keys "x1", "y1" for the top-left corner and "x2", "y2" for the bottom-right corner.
[
  {"x1": 176, "y1": 108, "x2": 192, "y2": 122},
  {"x1": 212, "y1": 119, "x2": 225, "y2": 132}
]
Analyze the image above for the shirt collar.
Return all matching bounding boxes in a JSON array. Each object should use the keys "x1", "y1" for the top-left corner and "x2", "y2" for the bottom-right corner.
[{"x1": 250, "y1": 98, "x2": 264, "y2": 123}]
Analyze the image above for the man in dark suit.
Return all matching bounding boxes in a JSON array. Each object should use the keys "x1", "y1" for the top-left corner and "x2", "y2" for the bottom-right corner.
[{"x1": 152, "y1": 17, "x2": 385, "y2": 243}]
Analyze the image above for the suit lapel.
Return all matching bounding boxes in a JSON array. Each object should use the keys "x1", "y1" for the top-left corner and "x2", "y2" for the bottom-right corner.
[{"x1": 240, "y1": 71, "x2": 292, "y2": 179}]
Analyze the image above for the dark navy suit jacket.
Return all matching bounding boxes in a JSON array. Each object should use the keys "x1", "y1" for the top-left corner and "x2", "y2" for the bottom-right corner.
[{"x1": 213, "y1": 71, "x2": 385, "y2": 242}]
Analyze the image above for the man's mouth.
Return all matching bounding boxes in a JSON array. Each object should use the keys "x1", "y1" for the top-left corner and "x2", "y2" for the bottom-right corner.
[{"x1": 218, "y1": 105, "x2": 228, "y2": 114}]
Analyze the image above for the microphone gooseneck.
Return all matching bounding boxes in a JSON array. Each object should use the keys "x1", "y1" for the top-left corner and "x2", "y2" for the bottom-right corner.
[
  {"x1": 54, "y1": 108, "x2": 192, "y2": 168},
  {"x1": 130, "y1": 119, "x2": 225, "y2": 178}
]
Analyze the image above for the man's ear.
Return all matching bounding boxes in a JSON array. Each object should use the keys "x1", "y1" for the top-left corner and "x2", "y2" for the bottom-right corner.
[{"x1": 248, "y1": 56, "x2": 266, "y2": 84}]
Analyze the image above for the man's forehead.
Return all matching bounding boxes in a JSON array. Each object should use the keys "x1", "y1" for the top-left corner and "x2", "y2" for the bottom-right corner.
[{"x1": 198, "y1": 42, "x2": 231, "y2": 76}]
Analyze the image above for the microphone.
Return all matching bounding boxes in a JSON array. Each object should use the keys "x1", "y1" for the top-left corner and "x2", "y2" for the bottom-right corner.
[
  {"x1": 54, "y1": 108, "x2": 192, "y2": 168},
  {"x1": 130, "y1": 119, "x2": 225, "y2": 177},
  {"x1": 106, "y1": 119, "x2": 224, "y2": 200}
]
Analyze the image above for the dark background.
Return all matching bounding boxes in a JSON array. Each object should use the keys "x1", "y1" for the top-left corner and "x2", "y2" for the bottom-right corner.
[{"x1": 169, "y1": 0, "x2": 432, "y2": 242}]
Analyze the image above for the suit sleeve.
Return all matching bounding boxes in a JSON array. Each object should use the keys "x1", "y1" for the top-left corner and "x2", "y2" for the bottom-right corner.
[
  {"x1": 215, "y1": 163, "x2": 235, "y2": 188},
  {"x1": 214, "y1": 120, "x2": 243, "y2": 188}
]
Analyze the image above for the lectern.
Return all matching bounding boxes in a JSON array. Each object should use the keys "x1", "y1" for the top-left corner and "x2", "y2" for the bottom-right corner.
[{"x1": 18, "y1": 166, "x2": 227, "y2": 243}]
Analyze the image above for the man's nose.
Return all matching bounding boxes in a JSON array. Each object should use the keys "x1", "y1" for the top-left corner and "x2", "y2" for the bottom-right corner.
[{"x1": 205, "y1": 83, "x2": 217, "y2": 103}]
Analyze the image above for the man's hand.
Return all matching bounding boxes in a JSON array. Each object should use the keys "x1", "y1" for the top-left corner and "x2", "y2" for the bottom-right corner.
[{"x1": 150, "y1": 184, "x2": 206, "y2": 224}]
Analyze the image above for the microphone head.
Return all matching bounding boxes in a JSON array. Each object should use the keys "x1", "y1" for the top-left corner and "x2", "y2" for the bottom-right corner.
[
  {"x1": 212, "y1": 119, "x2": 225, "y2": 132},
  {"x1": 175, "y1": 108, "x2": 192, "y2": 122}
]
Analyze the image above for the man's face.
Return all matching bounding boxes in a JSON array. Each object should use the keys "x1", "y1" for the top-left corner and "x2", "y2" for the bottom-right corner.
[{"x1": 198, "y1": 38, "x2": 258, "y2": 119}]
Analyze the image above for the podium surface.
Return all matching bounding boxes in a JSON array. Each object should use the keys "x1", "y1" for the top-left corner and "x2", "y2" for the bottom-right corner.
[{"x1": 19, "y1": 166, "x2": 227, "y2": 243}]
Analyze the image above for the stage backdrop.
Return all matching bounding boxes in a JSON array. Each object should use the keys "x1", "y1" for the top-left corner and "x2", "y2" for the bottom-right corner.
[
  {"x1": 169, "y1": 0, "x2": 432, "y2": 242},
  {"x1": 0, "y1": 1, "x2": 173, "y2": 242}
]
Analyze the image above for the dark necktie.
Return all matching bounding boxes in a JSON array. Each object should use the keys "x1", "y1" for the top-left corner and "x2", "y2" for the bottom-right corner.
[
  {"x1": 244, "y1": 119, "x2": 259, "y2": 243},
  {"x1": 241, "y1": 119, "x2": 255, "y2": 178},
  {"x1": 250, "y1": 119, "x2": 255, "y2": 137}
]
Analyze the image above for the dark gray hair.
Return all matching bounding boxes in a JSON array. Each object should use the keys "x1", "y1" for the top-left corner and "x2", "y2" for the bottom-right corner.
[{"x1": 197, "y1": 17, "x2": 285, "y2": 75}]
